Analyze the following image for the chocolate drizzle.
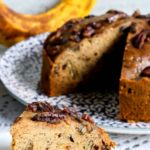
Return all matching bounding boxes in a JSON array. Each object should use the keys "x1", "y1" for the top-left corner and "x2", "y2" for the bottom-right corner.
[
  {"x1": 132, "y1": 29, "x2": 150, "y2": 49},
  {"x1": 28, "y1": 102, "x2": 94, "y2": 124}
]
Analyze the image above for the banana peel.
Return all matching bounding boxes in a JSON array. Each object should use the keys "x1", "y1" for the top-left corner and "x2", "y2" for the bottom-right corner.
[{"x1": 0, "y1": 0, "x2": 96, "y2": 46}]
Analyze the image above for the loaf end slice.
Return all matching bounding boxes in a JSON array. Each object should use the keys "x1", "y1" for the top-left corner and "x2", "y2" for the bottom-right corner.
[{"x1": 11, "y1": 102, "x2": 115, "y2": 150}]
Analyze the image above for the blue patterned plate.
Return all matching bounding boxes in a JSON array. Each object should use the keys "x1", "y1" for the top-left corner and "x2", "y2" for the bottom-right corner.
[{"x1": 0, "y1": 33, "x2": 150, "y2": 134}]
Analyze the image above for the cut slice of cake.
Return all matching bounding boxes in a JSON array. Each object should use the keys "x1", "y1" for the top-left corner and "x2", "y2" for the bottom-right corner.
[
  {"x1": 41, "y1": 10, "x2": 131, "y2": 96},
  {"x1": 11, "y1": 102, "x2": 115, "y2": 150},
  {"x1": 119, "y1": 15, "x2": 150, "y2": 121},
  {"x1": 40, "y1": 9, "x2": 150, "y2": 122}
]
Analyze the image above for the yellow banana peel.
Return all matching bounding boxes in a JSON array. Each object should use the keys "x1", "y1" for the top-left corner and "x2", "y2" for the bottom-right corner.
[{"x1": 0, "y1": 0, "x2": 96, "y2": 46}]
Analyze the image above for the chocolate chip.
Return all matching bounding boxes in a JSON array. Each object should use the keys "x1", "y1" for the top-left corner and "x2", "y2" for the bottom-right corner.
[
  {"x1": 69, "y1": 135, "x2": 74, "y2": 142},
  {"x1": 94, "y1": 145, "x2": 99, "y2": 150},
  {"x1": 132, "y1": 29, "x2": 150, "y2": 49},
  {"x1": 140, "y1": 66, "x2": 150, "y2": 77},
  {"x1": 62, "y1": 64, "x2": 67, "y2": 70},
  {"x1": 82, "y1": 26, "x2": 96, "y2": 37}
]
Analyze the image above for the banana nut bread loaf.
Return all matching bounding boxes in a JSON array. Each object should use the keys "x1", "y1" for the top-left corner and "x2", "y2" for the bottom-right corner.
[
  {"x1": 11, "y1": 102, "x2": 115, "y2": 150},
  {"x1": 119, "y1": 13, "x2": 150, "y2": 121},
  {"x1": 41, "y1": 10, "x2": 131, "y2": 96},
  {"x1": 41, "y1": 9, "x2": 150, "y2": 122}
]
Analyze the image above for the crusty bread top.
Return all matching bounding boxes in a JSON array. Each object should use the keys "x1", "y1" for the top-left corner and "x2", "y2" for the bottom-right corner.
[
  {"x1": 19, "y1": 102, "x2": 94, "y2": 124},
  {"x1": 44, "y1": 10, "x2": 128, "y2": 61}
]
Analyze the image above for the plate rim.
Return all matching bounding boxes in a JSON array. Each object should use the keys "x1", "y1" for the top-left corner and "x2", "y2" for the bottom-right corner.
[
  {"x1": 1, "y1": 33, "x2": 150, "y2": 135},
  {"x1": 3, "y1": 81, "x2": 150, "y2": 135}
]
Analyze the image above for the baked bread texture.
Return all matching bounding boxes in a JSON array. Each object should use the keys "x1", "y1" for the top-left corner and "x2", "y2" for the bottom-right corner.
[
  {"x1": 11, "y1": 102, "x2": 115, "y2": 150},
  {"x1": 41, "y1": 10, "x2": 130, "y2": 96},
  {"x1": 119, "y1": 14, "x2": 150, "y2": 121},
  {"x1": 41, "y1": 10, "x2": 150, "y2": 122}
]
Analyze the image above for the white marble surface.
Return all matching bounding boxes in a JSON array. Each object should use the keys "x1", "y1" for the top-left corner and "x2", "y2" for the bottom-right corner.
[{"x1": 0, "y1": 0, "x2": 150, "y2": 150}]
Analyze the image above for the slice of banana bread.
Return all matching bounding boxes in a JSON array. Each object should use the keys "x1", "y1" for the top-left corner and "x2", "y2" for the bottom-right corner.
[
  {"x1": 41, "y1": 10, "x2": 131, "y2": 96},
  {"x1": 119, "y1": 14, "x2": 150, "y2": 121},
  {"x1": 11, "y1": 102, "x2": 115, "y2": 150}
]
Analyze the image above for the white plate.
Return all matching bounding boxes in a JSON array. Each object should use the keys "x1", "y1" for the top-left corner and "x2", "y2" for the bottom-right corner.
[
  {"x1": 1, "y1": 33, "x2": 150, "y2": 135},
  {"x1": 0, "y1": 132, "x2": 11, "y2": 150}
]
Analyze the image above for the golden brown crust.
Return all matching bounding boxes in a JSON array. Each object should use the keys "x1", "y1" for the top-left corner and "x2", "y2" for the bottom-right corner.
[{"x1": 40, "y1": 50, "x2": 53, "y2": 96}]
